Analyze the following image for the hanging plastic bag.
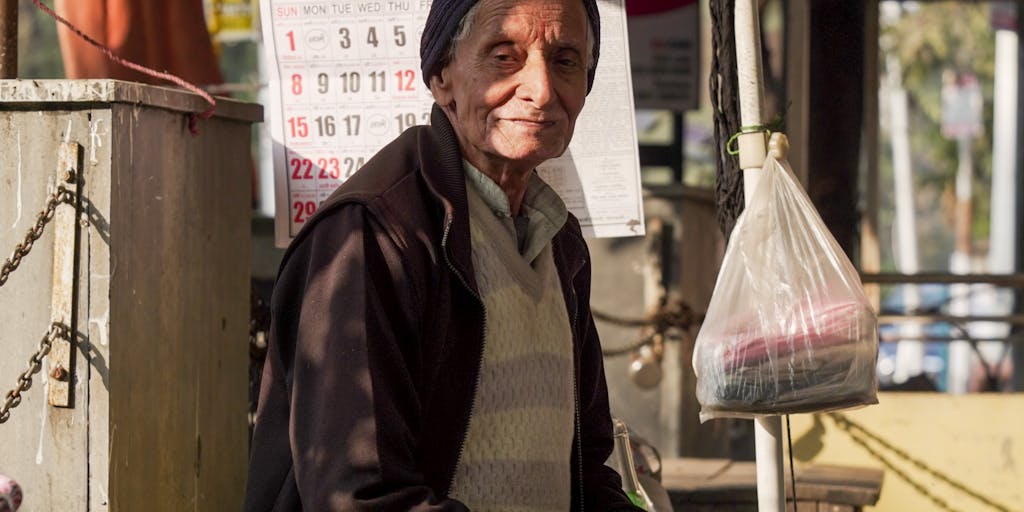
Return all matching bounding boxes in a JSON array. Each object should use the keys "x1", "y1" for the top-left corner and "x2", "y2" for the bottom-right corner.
[{"x1": 693, "y1": 139, "x2": 878, "y2": 422}]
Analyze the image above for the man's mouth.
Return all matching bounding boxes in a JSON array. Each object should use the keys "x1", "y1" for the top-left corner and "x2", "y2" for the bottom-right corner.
[{"x1": 504, "y1": 118, "x2": 557, "y2": 127}]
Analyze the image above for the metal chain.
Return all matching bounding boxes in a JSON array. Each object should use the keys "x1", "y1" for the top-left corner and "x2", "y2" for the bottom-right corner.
[
  {"x1": 0, "y1": 181, "x2": 77, "y2": 424},
  {"x1": 0, "y1": 323, "x2": 70, "y2": 424},
  {"x1": 595, "y1": 296, "x2": 703, "y2": 357},
  {"x1": 0, "y1": 184, "x2": 75, "y2": 288}
]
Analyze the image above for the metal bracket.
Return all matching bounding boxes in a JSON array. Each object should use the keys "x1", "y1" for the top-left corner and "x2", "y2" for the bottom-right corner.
[{"x1": 48, "y1": 142, "x2": 81, "y2": 408}]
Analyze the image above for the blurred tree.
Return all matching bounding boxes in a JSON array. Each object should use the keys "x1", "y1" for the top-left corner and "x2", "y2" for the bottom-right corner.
[
  {"x1": 878, "y1": 2, "x2": 996, "y2": 271},
  {"x1": 17, "y1": 0, "x2": 64, "y2": 78}
]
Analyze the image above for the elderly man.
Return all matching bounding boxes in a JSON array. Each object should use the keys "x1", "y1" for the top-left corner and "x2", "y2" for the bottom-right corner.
[{"x1": 243, "y1": 0, "x2": 641, "y2": 510}]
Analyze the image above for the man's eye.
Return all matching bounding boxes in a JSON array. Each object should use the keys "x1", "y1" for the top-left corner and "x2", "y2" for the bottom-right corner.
[{"x1": 494, "y1": 53, "x2": 516, "y2": 62}]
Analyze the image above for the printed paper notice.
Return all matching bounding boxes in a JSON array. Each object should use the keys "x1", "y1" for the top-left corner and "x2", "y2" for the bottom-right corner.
[
  {"x1": 537, "y1": 0, "x2": 644, "y2": 238},
  {"x1": 261, "y1": 0, "x2": 644, "y2": 246}
]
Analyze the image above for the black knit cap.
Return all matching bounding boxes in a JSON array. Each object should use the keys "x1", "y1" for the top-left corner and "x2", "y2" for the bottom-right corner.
[{"x1": 420, "y1": 0, "x2": 601, "y2": 93}]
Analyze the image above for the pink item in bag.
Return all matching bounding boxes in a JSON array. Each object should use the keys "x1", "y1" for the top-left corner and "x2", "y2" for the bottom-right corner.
[{"x1": 720, "y1": 299, "x2": 866, "y2": 367}]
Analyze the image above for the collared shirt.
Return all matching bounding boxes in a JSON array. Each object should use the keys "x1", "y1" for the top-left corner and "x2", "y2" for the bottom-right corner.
[{"x1": 463, "y1": 160, "x2": 569, "y2": 264}]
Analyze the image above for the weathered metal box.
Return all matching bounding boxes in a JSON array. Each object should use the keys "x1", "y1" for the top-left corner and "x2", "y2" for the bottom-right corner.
[{"x1": 0, "y1": 80, "x2": 261, "y2": 511}]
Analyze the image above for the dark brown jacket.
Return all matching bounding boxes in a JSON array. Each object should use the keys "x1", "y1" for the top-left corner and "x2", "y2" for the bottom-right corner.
[{"x1": 243, "y1": 106, "x2": 638, "y2": 511}]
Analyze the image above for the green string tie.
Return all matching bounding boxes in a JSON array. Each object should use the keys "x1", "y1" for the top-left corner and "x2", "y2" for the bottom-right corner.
[{"x1": 726, "y1": 125, "x2": 769, "y2": 155}]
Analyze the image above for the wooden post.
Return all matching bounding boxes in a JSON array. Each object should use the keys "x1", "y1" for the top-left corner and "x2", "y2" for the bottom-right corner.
[{"x1": 0, "y1": 0, "x2": 16, "y2": 78}]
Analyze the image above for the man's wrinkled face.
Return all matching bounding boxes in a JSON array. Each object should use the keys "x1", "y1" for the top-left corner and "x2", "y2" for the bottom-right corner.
[{"x1": 430, "y1": 0, "x2": 590, "y2": 171}]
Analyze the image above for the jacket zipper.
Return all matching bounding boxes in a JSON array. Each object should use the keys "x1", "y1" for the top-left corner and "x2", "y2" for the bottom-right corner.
[
  {"x1": 569, "y1": 268, "x2": 584, "y2": 512},
  {"x1": 437, "y1": 215, "x2": 488, "y2": 496}
]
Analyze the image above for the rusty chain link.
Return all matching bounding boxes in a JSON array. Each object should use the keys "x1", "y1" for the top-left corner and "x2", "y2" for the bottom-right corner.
[
  {"x1": 594, "y1": 295, "x2": 704, "y2": 356},
  {"x1": 0, "y1": 184, "x2": 75, "y2": 288},
  {"x1": 0, "y1": 181, "x2": 77, "y2": 425},
  {"x1": 0, "y1": 323, "x2": 71, "y2": 424}
]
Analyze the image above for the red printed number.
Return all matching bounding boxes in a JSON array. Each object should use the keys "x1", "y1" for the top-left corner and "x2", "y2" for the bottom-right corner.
[
  {"x1": 291, "y1": 74, "x2": 303, "y2": 95},
  {"x1": 395, "y1": 70, "x2": 415, "y2": 91},
  {"x1": 287, "y1": 116, "x2": 309, "y2": 138},
  {"x1": 293, "y1": 201, "x2": 317, "y2": 223},
  {"x1": 317, "y1": 157, "x2": 342, "y2": 179},
  {"x1": 290, "y1": 158, "x2": 315, "y2": 179}
]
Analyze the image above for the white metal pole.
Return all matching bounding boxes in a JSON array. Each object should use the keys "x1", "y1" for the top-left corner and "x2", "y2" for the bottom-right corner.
[
  {"x1": 948, "y1": 135, "x2": 974, "y2": 394},
  {"x1": 885, "y1": 54, "x2": 924, "y2": 384},
  {"x1": 989, "y1": 30, "x2": 1019, "y2": 291},
  {"x1": 734, "y1": 1, "x2": 785, "y2": 511},
  {"x1": 976, "y1": 29, "x2": 1019, "y2": 374}
]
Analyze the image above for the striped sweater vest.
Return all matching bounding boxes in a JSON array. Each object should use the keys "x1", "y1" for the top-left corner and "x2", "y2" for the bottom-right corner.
[{"x1": 448, "y1": 182, "x2": 576, "y2": 511}]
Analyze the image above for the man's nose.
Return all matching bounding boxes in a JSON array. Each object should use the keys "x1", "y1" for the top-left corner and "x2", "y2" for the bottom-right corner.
[{"x1": 516, "y1": 56, "x2": 554, "y2": 107}]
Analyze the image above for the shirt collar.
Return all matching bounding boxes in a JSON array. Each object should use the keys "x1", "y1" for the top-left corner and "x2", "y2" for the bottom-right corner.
[{"x1": 463, "y1": 160, "x2": 568, "y2": 263}]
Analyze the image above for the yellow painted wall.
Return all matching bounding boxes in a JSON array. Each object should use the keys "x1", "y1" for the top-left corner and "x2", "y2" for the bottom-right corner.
[{"x1": 788, "y1": 393, "x2": 1024, "y2": 511}]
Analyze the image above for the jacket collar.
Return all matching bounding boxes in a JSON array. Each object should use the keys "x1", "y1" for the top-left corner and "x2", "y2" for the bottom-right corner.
[{"x1": 420, "y1": 104, "x2": 477, "y2": 291}]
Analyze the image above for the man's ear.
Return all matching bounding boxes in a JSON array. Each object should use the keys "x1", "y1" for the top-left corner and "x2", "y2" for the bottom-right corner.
[{"x1": 429, "y1": 67, "x2": 454, "y2": 107}]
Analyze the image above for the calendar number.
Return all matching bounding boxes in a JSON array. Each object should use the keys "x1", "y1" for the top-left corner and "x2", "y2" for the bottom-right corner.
[
  {"x1": 293, "y1": 201, "x2": 317, "y2": 223},
  {"x1": 290, "y1": 157, "x2": 314, "y2": 179},
  {"x1": 344, "y1": 156, "x2": 365, "y2": 178},
  {"x1": 393, "y1": 25, "x2": 407, "y2": 47},
  {"x1": 394, "y1": 111, "x2": 431, "y2": 132},
  {"x1": 317, "y1": 157, "x2": 342, "y2": 179},
  {"x1": 287, "y1": 116, "x2": 309, "y2": 138},
  {"x1": 369, "y1": 70, "x2": 386, "y2": 92},
  {"x1": 343, "y1": 115, "x2": 361, "y2": 136},
  {"x1": 339, "y1": 72, "x2": 361, "y2": 94},
  {"x1": 314, "y1": 115, "x2": 337, "y2": 137},
  {"x1": 313, "y1": 156, "x2": 366, "y2": 180},
  {"x1": 395, "y1": 70, "x2": 415, "y2": 91}
]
